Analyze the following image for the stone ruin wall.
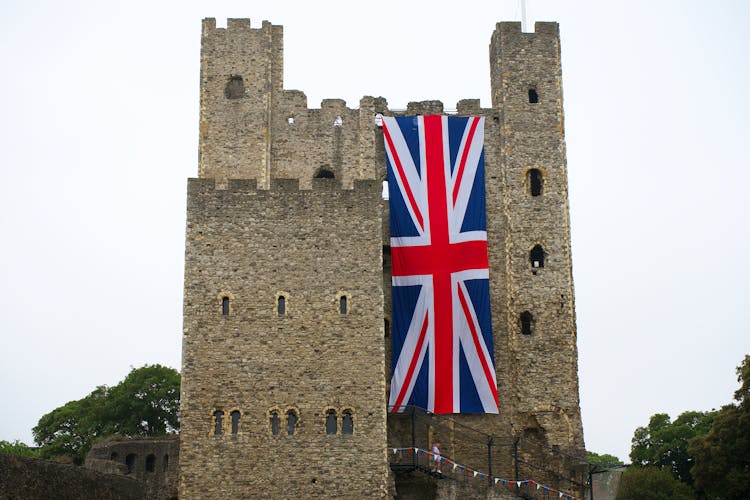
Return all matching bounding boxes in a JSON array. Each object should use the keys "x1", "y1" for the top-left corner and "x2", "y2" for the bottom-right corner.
[{"x1": 85, "y1": 435, "x2": 179, "y2": 500}]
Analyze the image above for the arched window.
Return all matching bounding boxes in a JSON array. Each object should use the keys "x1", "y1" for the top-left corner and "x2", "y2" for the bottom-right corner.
[
  {"x1": 277, "y1": 296, "x2": 286, "y2": 316},
  {"x1": 221, "y1": 296, "x2": 230, "y2": 316},
  {"x1": 163, "y1": 454, "x2": 169, "y2": 472},
  {"x1": 527, "y1": 168, "x2": 543, "y2": 196},
  {"x1": 520, "y1": 311, "x2": 534, "y2": 335},
  {"x1": 213, "y1": 410, "x2": 224, "y2": 436},
  {"x1": 342, "y1": 410, "x2": 354, "y2": 435},
  {"x1": 230, "y1": 410, "x2": 240, "y2": 435},
  {"x1": 530, "y1": 245, "x2": 545, "y2": 268},
  {"x1": 333, "y1": 116, "x2": 343, "y2": 127},
  {"x1": 339, "y1": 296, "x2": 348, "y2": 315},
  {"x1": 326, "y1": 409, "x2": 337, "y2": 435},
  {"x1": 269, "y1": 411, "x2": 280, "y2": 436},
  {"x1": 125, "y1": 454, "x2": 136, "y2": 474},
  {"x1": 286, "y1": 410, "x2": 298, "y2": 436},
  {"x1": 110, "y1": 452, "x2": 119, "y2": 461},
  {"x1": 314, "y1": 168, "x2": 335, "y2": 179},
  {"x1": 528, "y1": 88, "x2": 539, "y2": 103},
  {"x1": 225, "y1": 75, "x2": 244, "y2": 99},
  {"x1": 145, "y1": 454, "x2": 156, "y2": 472}
]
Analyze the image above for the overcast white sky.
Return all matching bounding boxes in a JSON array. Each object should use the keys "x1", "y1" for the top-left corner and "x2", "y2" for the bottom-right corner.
[{"x1": 1, "y1": 0, "x2": 748, "y2": 463}]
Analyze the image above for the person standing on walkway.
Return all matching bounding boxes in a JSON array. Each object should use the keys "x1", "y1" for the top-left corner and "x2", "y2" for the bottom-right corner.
[{"x1": 431, "y1": 442, "x2": 442, "y2": 474}]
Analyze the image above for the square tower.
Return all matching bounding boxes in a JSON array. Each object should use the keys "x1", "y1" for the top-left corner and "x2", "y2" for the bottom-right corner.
[{"x1": 181, "y1": 18, "x2": 585, "y2": 499}]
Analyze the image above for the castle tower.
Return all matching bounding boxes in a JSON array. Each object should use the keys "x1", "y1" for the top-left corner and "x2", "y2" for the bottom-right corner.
[
  {"x1": 181, "y1": 18, "x2": 585, "y2": 499},
  {"x1": 181, "y1": 19, "x2": 389, "y2": 499},
  {"x1": 490, "y1": 22, "x2": 584, "y2": 452}
]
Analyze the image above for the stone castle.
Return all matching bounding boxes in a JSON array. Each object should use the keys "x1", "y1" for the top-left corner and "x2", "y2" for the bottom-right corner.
[{"x1": 180, "y1": 17, "x2": 585, "y2": 499}]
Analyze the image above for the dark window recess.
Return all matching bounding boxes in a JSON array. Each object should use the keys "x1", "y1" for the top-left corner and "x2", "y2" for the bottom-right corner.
[
  {"x1": 270, "y1": 411, "x2": 280, "y2": 436},
  {"x1": 340, "y1": 296, "x2": 347, "y2": 315},
  {"x1": 163, "y1": 454, "x2": 169, "y2": 472},
  {"x1": 225, "y1": 75, "x2": 244, "y2": 99},
  {"x1": 530, "y1": 245, "x2": 545, "y2": 268},
  {"x1": 528, "y1": 88, "x2": 539, "y2": 103},
  {"x1": 145, "y1": 454, "x2": 156, "y2": 473},
  {"x1": 326, "y1": 410, "x2": 337, "y2": 435},
  {"x1": 230, "y1": 410, "x2": 240, "y2": 435},
  {"x1": 384, "y1": 318, "x2": 390, "y2": 338},
  {"x1": 383, "y1": 245, "x2": 392, "y2": 270},
  {"x1": 520, "y1": 311, "x2": 534, "y2": 335},
  {"x1": 213, "y1": 410, "x2": 224, "y2": 436},
  {"x1": 287, "y1": 410, "x2": 298, "y2": 436},
  {"x1": 110, "y1": 452, "x2": 119, "y2": 461},
  {"x1": 315, "y1": 168, "x2": 335, "y2": 179},
  {"x1": 221, "y1": 296, "x2": 229, "y2": 316},
  {"x1": 277, "y1": 296, "x2": 286, "y2": 316},
  {"x1": 528, "y1": 168, "x2": 543, "y2": 196},
  {"x1": 125, "y1": 454, "x2": 136, "y2": 474},
  {"x1": 342, "y1": 410, "x2": 354, "y2": 434}
]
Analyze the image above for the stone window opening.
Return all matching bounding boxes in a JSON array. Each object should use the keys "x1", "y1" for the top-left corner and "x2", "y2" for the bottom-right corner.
[
  {"x1": 110, "y1": 452, "x2": 118, "y2": 461},
  {"x1": 286, "y1": 409, "x2": 298, "y2": 436},
  {"x1": 342, "y1": 409, "x2": 354, "y2": 435},
  {"x1": 528, "y1": 88, "x2": 539, "y2": 104},
  {"x1": 520, "y1": 311, "x2": 534, "y2": 335},
  {"x1": 382, "y1": 180, "x2": 389, "y2": 200},
  {"x1": 527, "y1": 168, "x2": 543, "y2": 196},
  {"x1": 277, "y1": 295, "x2": 286, "y2": 316},
  {"x1": 221, "y1": 296, "x2": 230, "y2": 316},
  {"x1": 225, "y1": 75, "x2": 244, "y2": 99},
  {"x1": 269, "y1": 410, "x2": 280, "y2": 436},
  {"x1": 326, "y1": 409, "x2": 337, "y2": 435},
  {"x1": 384, "y1": 318, "x2": 390, "y2": 338},
  {"x1": 314, "y1": 168, "x2": 335, "y2": 179},
  {"x1": 288, "y1": 116, "x2": 295, "y2": 125},
  {"x1": 333, "y1": 115, "x2": 343, "y2": 127},
  {"x1": 163, "y1": 454, "x2": 169, "y2": 472},
  {"x1": 213, "y1": 409, "x2": 224, "y2": 436},
  {"x1": 125, "y1": 454, "x2": 136, "y2": 474},
  {"x1": 383, "y1": 245, "x2": 391, "y2": 270},
  {"x1": 374, "y1": 113, "x2": 383, "y2": 127},
  {"x1": 339, "y1": 296, "x2": 347, "y2": 315},
  {"x1": 530, "y1": 244, "x2": 545, "y2": 269},
  {"x1": 230, "y1": 410, "x2": 241, "y2": 435},
  {"x1": 145, "y1": 454, "x2": 156, "y2": 472}
]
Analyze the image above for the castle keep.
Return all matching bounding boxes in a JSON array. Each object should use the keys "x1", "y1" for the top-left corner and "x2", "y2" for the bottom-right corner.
[{"x1": 180, "y1": 18, "x2": 585, "y2": 498}]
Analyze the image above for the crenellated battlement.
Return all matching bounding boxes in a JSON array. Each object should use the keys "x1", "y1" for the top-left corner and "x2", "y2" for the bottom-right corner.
[
  {"x1": 187, "y1": 177, "x2": 381, "y2": 195},
  {"x1": 201, "y1": 17, "x2": 279, "y2": 34}
]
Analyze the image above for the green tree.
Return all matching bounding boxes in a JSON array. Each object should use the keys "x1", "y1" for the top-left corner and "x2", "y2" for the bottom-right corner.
[
  {"x1": 106, "y1": 364, "x2": 180, "y2": 435},
  {"x1": 32, "y1": 364, "x2": 180, "y2": 464},
  {"x1": 629, "y1": 410, "x2": 715, "y2": 486},
  {"x1": 587, "y1": 451, "x2": 623, "y2": 466},
  {"x1": 689, "y1": 355, "x2": 750, "y2": 499},
  {"x1": 616, "y1": 466, "x2": 695, "y2": 500},
  {"x1": 0, "y1": 440, "x2": 41, "y2": 458}
]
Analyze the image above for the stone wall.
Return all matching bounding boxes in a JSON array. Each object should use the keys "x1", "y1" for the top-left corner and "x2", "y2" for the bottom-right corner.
[
  {"x1": 0, "y1": 454, "x2": 142, "y2": 500},
  {"x1": 182, "y1": 17, "x2": 586, "y2": 499},
  {"x1": 85, "y1": 436, "x2": 179, "y2": 500},
  {"x1": 180, "y1": 178, "x2": 388, "y2": 498}
]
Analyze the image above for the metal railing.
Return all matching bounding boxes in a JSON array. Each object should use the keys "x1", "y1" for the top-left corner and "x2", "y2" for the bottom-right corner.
[{"x1": 387, "y1": 405, "x2": 590, "y2": 500}]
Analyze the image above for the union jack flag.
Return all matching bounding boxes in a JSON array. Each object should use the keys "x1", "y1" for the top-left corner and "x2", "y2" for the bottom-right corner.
[{"x1": 384, "y1": 115, "x2": 498, "y2": 414}]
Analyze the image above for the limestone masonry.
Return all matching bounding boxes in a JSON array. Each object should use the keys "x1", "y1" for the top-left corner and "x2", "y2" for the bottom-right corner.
[{"x1": 181, "y1": 18, "x2": 585, "y2": 499}]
